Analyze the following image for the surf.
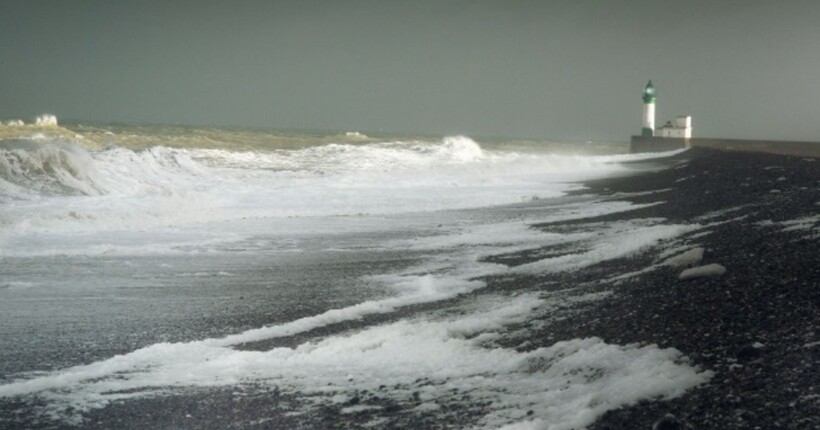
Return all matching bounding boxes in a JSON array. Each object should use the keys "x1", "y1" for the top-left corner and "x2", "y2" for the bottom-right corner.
[{"x1": 1, "y1": 130, "x2": 657, "y2": 252}]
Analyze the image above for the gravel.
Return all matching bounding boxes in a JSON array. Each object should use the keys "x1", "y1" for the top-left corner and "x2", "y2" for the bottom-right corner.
[{"x1": 501, "y1": 147, "x2": 819, "y2": 429}]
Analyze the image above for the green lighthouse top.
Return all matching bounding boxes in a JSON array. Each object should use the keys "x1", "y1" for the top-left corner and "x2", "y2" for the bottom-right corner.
[{"x1": 643, "y1": 80, "x2": 656, "y2": 103}]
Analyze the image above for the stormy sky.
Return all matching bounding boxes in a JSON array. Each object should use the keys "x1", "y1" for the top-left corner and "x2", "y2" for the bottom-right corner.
[{"x1": 2, "y1": 0, "x2": 819, "y2": 141}]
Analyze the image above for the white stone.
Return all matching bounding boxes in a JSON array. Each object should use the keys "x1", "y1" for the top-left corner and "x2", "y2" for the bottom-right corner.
[
  {"x1": 678, "y1": 264, "x2": 726, "y2": 280},
  {"x1": 663, "y1": 247, "x2": 704, "y2": 268}
]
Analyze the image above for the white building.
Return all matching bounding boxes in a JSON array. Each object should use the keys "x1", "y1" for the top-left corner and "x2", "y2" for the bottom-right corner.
[{"x1": 657, "y1": 115, "x2": 692, "y2": 138}]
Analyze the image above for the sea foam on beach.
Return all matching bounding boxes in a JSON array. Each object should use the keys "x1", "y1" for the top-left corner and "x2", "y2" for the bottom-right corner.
[{"x1": 0, "y1": 125, "x2": 708, "y2": 429}]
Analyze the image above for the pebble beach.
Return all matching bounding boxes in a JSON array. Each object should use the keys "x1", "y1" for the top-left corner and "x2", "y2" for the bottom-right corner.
[{"x1": 510, "y1": 147, "x2": 819, "y2": 429}]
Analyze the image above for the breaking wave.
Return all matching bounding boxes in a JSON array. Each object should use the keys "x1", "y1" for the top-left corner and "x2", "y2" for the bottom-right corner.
[
  {"x1": 0, "y1": 134, "x2": 621, "y2": 202},
  {"x1": 0, "y1": 139, "x2": 207, "y2": 199},
  {"x1": 0, "y1": 136, "x2": 484, "y2": 197},
  {"x1": 0, "y1": 132, "x2": 682, "y2": 245},
  {"x1": 0, "y1": 140, "x2": 102, "y2": 197}
]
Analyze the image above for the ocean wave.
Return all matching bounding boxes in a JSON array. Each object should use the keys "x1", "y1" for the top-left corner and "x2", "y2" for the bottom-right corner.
[
  {"x1": 34, "y1": 114, "x2": 59, "y2": 126},
  {"x1": 0, "y1": 135, "x2": 491, "y2": 201},
  {"x1": 1, "y1": 113, "x2": 59, "y2": 127},
  {"x1": 0, "y1": 139, "x2": 208, "y2": 199},
  {"x1": 2, "y1": 130, "x2": 672, "y2": 200},
  {"x1": 0, "y1": 139, "x2": 103, "y2": 198},
  {"x1": 0, "y1": 134, "x2": 685, "y2": 247},
  {"x1": 186, "y1": 138, "x2": 479, "y2": 172}
]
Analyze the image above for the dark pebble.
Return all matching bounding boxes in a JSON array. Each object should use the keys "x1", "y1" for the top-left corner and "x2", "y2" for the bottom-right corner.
[
  {"x1": 652, "y1": 413, "x2": 680, "y2": 430},
  {"x1": 735, "y1": 345, "x2": 761, "y2": 362}
]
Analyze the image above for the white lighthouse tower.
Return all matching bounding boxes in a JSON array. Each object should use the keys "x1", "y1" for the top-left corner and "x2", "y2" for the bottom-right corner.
[{"x1": 642, "y1": 80, "x2": 656, "y2": 137}]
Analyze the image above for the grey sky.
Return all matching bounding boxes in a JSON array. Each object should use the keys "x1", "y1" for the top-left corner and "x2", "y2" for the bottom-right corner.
[{"x1": 2, "y1": 0, "x2": 819, "y2": 141}]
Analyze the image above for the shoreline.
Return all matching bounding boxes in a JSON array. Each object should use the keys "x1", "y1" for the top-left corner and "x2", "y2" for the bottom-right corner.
[
  {"x1": 1, "y1": 147, "x2": 816, "y2": 429},
  {"x1": 84, "y1": 147, "x2": 820, "y2": 429}
]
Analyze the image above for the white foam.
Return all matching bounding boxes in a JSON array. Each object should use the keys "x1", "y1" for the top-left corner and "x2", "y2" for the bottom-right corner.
[
  {"x1": 512, "y1": 220, "x2": 700, "y2": 275},
  {"x1": 589, "y1": 148, "x2": 687, "y2": 163},
  {"x1": 0, "y1": 294, "x2": 710, "y2": 429},
  {"x1": 602, "y1": 243, "x2": 705, "y2": 284},
  {"x1": 209, "y1": 200, "x2": 672, "y2": 349},
  {"x1": 0, "y1": 140, "x2": 102, "y2": 197},
  {"x1": 529, "y1": 201, "x2": 664, "y2": 225},
  {"x1": 757, "y1": 215, "x2": 820, "y2": 240},
  {"x1": 210, "y1": 274, "x2": 485, "y2": 347},
  {"x1": 0, "y1": 183, "x2": 713, "y2": 427},
  {"x1": 1, "y1": 135, "x2": 677, "y2": 257},
  {"x1": 343, "y1": 131, "x2": 368, "y2": 139},
  {"x1": 386, "y1": 200, "x2": 663, "y2": 257},
  {"x1": 34, "y1": 114, "x2": 58, "y2": 126},
  {"x1": 779, "y1": 215, "x2": 820, "y2": 232}
]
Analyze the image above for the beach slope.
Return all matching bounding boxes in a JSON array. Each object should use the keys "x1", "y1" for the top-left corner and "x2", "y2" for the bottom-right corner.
[{"x1": 492, "y1": 147, "x2": 818, "y2": 429}]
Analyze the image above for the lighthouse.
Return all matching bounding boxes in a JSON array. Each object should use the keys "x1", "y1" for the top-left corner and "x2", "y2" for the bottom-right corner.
[
  {"x1": 642, "y1": 80, "x2": 656, "y2": 137},
  {"x1": 630, "y1": 80, "x2": 696, "y2": 153}
]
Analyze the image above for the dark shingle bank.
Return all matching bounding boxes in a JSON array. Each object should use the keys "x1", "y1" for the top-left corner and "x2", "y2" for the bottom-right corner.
[{"x1": 493, "y1": 148, "x2": 819, "y2": 429}]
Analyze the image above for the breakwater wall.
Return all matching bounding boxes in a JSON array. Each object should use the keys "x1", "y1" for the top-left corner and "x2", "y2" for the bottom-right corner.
[{"x1": 630, "y1": 136, "x2": 820, "y2": 158}]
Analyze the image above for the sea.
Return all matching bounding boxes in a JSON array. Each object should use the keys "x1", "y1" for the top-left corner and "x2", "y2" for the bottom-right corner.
[{"x1": 0, "y1": 122, "x2": 709, "y2": 429}]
